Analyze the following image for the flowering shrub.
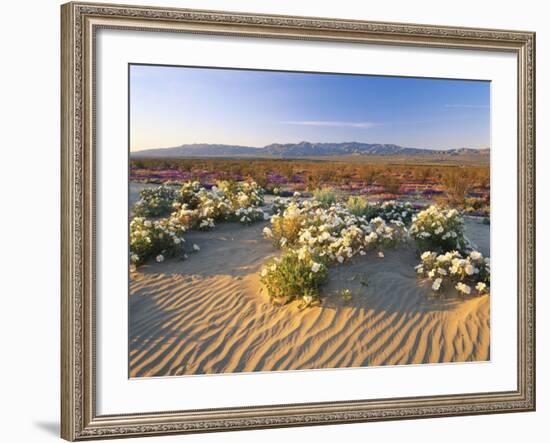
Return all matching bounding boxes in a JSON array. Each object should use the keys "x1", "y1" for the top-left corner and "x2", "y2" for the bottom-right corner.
[
  {"x1": 415, "y1": 250, "x2": 490, "y2": 296},
  {"x1": 346, "y1": 196, "x2": 378, "y2": 219},
  {"x1": 260, "y1": 248, "x2": 328, "y2": 306},
  {"x1": 178, "y1": 181, "x2": 203, "y2": 208},
  {"x1": 130, "y1": 217, "x2": 185, "y2": 265},
  {"x1": 216, "y1": 180, "x2": 265, "y2": 209},
  {"x1": 267, "y1": 202, "x2": 306, "y2": 248},
  {"x1": 130, "y1": 180, "x2": 268, "y2": 266},
  {"x1": 235, "y1": 207, "x2": 268, "y2": 225},
  {"x1": 264, "y1": 201, "x2": 408, "y2": 264},
  {"x1": 345, "y1": 197, "x2": 413, "y2": 224},
  {"x1": 271, "y1": 196, "x2": 289, "y2": 215},
  {"x1": 169, "y1": 206, "x2": 216, "y2": 231},
  {"x1": 161, "y1": 180, "x2": 267, "y2": 232},
  {"x1": 312, "y1": 188, "x2": 338, "y2": 208},
  {"x1": 133, "y1": 185, "x2": 178, "y2": 217},
  {"x1": 376, "y1": 201, "x2": 414, "y2": 225},
  {"x1": 409, "y1": 205, "x2": 468, "y2": 253}
]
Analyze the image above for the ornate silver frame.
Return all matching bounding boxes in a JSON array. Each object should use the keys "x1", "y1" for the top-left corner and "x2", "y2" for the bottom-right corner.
[{"x1": 61, "y1": 2, "x2": 536, "y2": 440}]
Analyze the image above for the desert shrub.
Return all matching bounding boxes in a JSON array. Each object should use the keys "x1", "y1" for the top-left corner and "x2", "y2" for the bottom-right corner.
[
  {"x1": 266, "y1": 203, "x2": 306, "y2": 248},
  {"x1": 143, "y1": 178, "x2": 162, "y2": 185},
  {"x1": 130, "y1": 217, "x2": 185, "y2": 265},
  {"x1": 361, "y1": 217, "x2": 408, "y2": 253},
  {"x1": 376, "y1": 201, "x2": 414, "y2": 225},
  {"x1": 346, "y1": 196, "x2": 377, "y2": 219},
  {"x1": 235, "y1": 207, "x2": 268, "y2": 225},
  {"x1": 133, "y1": 185, "x2": 178, "y2": 217},
  {"x1": 305, "y1": 172, "x2": 322, "y2": 191},
  {"x1": 169, "y1": 206, "x2": 216, "y2": 231},
  {"x1": 378, "y1": 174, "x2": 401, "y2": 194},
  {"x1": 251, "y1": 171, "x2": 269, "y2": 189},
  {"x1": 442, "y1": 169, "x2": 470, "y2": 206},
  {"x1": 464, "y1": 197, "x2": 485, "y2": 211},
  {"x1": 264, "y1": 201, "x2": 408, "y2": 264},
  {"x1": 410, "y1": 205, "x2": 469, "y2": 254},
  {"x1": 216, "y1": 180, "x2": 265, "y2": 209},
  {"x1": 178, "y1": 181, "x2": 202, "y2": 208},
  {"x1": 463, "y1": 197, "x2": 490, "y2": 216},
  {"x1": 271, "y1": 196, "x2": 288, "y2": 215},
  {"x1": 359, "y1": 166, "x2": 380, "y2": 185},
  {"x1": 260, "y1": 248, "x2": 328, "y2": 306},
  {"x1": 414, "y1": 167, "x2": 432, "y2": 183},
  {"x1": 312, "y1": 188, "x2": 337, "y2": 208},
  {"x1": 169, "y1": 180, "x2": 266, "y2": 231},
  {"x1": 415, "y1": 250, "x2": 490, "y2": 296},
  {"x1": 346, "y1": 198, "x2": 414, "y2": 225}
]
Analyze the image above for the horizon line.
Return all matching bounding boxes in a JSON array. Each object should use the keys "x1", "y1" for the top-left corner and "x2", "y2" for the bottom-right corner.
[{"x1": 130, "y1": 140, "x2": 490, "y2": 153}]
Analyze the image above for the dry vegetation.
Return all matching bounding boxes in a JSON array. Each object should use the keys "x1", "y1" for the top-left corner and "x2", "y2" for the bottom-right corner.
[{"x1": 130, "y1": 156, "x2": 490, "y2": 214}]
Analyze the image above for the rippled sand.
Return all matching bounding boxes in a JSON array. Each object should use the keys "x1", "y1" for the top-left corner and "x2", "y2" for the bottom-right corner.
[{"x1": 129, "y1": 221, "x2": 490, "y2": 377}]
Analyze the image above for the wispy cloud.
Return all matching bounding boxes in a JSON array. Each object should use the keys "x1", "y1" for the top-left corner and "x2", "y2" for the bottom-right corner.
[
  {"x1": 280, "y1": 120, "x2": 378, "y2": 129},
  {"x1": 445, "y1": 104, "x2": 490, "y2": 109}
]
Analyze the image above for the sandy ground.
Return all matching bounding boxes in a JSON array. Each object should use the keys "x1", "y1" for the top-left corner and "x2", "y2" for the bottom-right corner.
[{"x1": 129, "y1": 214, "x2": 490, "y2": 377}]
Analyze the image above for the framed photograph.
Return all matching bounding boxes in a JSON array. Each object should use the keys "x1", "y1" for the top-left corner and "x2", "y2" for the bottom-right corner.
[{"x1": 61, "y1": 1, "x2": 536, "y2": 440}]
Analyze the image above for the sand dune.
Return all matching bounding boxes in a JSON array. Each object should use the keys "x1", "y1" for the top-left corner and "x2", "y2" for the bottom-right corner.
[{"x1": 129, "y1": 220, "x2": 490, "y2": 377}]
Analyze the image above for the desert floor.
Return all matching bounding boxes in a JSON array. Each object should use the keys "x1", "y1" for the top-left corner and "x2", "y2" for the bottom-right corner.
[{"x1": 129, "y1": 197, "x2": 490, "y2": 377}]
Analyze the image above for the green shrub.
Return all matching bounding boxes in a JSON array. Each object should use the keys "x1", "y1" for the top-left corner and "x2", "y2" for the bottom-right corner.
[
  {"x1": 130, "y1": 217, "x2": 185, "y2": 265},
  {"x1": 265, "y1": 202, "x2": 306, "y2": 248},
  {"x1": 346, "y1": 196, "x2": 377, "y2": 219},
  {"x1": 410, "y1": 205, "x2": 468, "y2": 254},
  {"x1": 346, "y1": 197, "x2": 414, "y2": 224},
  {"x1": 312, "y1": 188, "x2": 337, "y2": 208},
  {"x1": 133, "y1": 185, "x2": 178, "y2": 217},
  {"x1": 415, "y1": 250, "x2": 490, "y2": 296},
  {"x1": 260, "y1": 248, "x2": 328, "y2": 306}
]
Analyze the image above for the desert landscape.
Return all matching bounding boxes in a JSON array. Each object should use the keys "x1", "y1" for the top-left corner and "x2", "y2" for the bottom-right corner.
[
  {"x1": 128, "y1": 154, "x2": 490, "y2": 377},
  {"x1": 128, "y1": 65, "x2": 491, "y2": 377}
]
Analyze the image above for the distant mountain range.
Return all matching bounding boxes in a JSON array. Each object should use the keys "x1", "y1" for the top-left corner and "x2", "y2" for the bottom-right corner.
[{"x1": 131, "y1": 141, "x2": 490, "y2": 158}]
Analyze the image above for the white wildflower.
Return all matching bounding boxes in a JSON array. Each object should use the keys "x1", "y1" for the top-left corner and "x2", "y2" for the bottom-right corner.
[
  {"x1": 455, "y1": 282, "x2": 471, "y2": 295},
  {"x1": 470, "y1": 251, "x2": 482, "y2": 261},
  {"x1": 476, "y1": 282, "x2": 487, "y2": 293}
]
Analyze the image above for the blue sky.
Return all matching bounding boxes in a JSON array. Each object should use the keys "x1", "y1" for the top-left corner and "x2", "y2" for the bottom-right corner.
[{"x1": 130, "y1": 64, "x2": 490, "y2": 152}]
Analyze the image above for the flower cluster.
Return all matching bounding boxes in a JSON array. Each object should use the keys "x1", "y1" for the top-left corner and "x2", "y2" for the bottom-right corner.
[
  {"x1": 346, "y1": 197, "x2": 414, "y2": 224},
  {"x1": 409, "y1": 205, "x2": 468, "y2": 253},
  {"x1": 312, "y1": 188, "x2": 337, "y2": 208},
  {"x1": 130, "y1": 180, "x2": 267, "y2": 266},
  {"x1": 133, "y1": 185, "x2": 179, "y2": 217},
  {"x1": 260, "y1": 198, "x2": 410, "y2": 307},
  {"x1": 260, "y1": 248, "x2": 328, "y2": 306},
  {"x1": 129, "y1": 217, "x2": 185, "y2": 265},
  {"x1": 235, "y1": 207, "x2": 268, "y2": 225},
  {"x1": 139, "y1": 180, "x2": 267, "y2": 232},
  {"x1": 264, "y1": 201, "x2": 408, "y2": 264},
  {"x1": 415, "y1": 250, "x2": 490, "y2": 296},
  {"x1": 375, "y1": 201, "x2": 414, "y2": 225},
  {"x1": 178, "y1": 181, "x2": 203, "y2": 208},
  {"x1": 271, "y1": 196, "x2": 289, "y2": 215},
  {"x1": 267, "y1": 202, "x2": 306, "y2": 247},
  {"x1": 216, "y1": 180, "x2": 265, "y2": 209}
]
